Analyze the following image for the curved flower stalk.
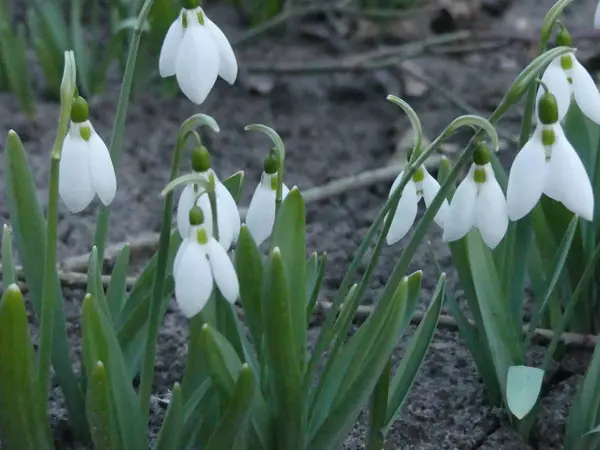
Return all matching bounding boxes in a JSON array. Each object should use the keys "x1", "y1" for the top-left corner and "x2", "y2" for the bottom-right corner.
[
  {"x1": 536, "y1": 26, "x2": 600, "y2": 124},
  {"x1": 443, "y1": 143, "x2": 508, "y2": 249},
  {"x1": 246, "y1": 151, "x2": 290, "y2": 247},
  {"x1": 507, "y1": 89, "x2": 594, "y2": 222},
  {"x1": 58, "y1": 96, "x2": 116, "y2": 213},
  {"x1": 174, "y1": 206, "x2": 239, "y2": 318},
  {"x1": 176, "y1": 146, "x2": 241, "y2": 250},
  {"x1": 386, "y1": 159, "x2": 449, "y2": 245},
  {"x1": 159, "y1": 2, "x2": 237, "y2": 104}
]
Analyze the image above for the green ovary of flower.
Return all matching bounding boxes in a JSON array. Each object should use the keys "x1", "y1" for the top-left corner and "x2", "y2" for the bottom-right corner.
[
  {"x1": 191, "y1": 146, "x2": 211, "y2": 172},
  {"x1": 70, "y1": 96, "x2": 89, "y2": 123},
  {"x1": 182, "y1": 0, "x2": 201, "y2": 10},
  {"x1": 473, "y1": 142, "x2": 491, "y2": 165},
  {"x1": 538, "y1": 92, "x2": 559, "y2": 125},
  {"x1": 189, "y1": 205, "x2": 205, "y2": 226}
]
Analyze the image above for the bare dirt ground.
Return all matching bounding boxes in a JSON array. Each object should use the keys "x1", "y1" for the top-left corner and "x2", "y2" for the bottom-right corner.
[{"x1": 1, "y1": 0, "x2": 600, "y2": 448}]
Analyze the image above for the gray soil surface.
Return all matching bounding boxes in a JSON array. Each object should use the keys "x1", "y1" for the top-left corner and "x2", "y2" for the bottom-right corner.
[{"x1": 2, "y1": 0, "x2": 600, "y2": 448}]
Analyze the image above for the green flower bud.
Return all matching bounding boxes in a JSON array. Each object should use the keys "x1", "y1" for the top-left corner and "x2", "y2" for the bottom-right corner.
[
  {"x1": 263, "y1": 153, "x2": 279, "y2": 174},
  {"x1": 473, "y1": 142, "x2": 492, "y2": 166},
  {"x1": 412, "y1": 167, "x2": 424, "y2": 183},
  {"x1": 555, "y1": 27, "x2": 573, "y2": 47},
  {"x1": 541, "y1": 128, "x2": 555, "y2": 146},
  {"x1": 191, "y1": 146, "x2": 211, "y2": 172},
  {"x1": 189, "y1": 205, "x2": 204, "y2": 226},
  {"x1": 537, "y1": 91, "x2": 559, "y2": 125},
  {"x1": 182, "y1": 0, "x2": 200, "y2": 10},
  {"x1": 473, "y1": 167, "x2": 487, "y2": 184},
  {"x1": 71, "y1": 96, "x2": 89, "y2": 123}
]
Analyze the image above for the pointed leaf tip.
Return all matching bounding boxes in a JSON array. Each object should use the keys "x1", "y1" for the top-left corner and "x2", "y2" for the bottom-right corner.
[{"x1": 506, "y1": 365, "x2": 544, "y2": 420}]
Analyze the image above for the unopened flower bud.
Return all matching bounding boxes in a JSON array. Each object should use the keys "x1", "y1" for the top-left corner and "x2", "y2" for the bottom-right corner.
[
  {"x1": 189, "y1": 205, "x2": 205, "y2": 225},
  {"x1": 70, "y1": 96, "x2": 89, "y2": 123},
  {"x1": 473, "y1": 142, "x2": 492, "y2": 166},
  {"x1": 537, "y1": 91, "x2": 559, "y2": 125},
  {"x1": 191, "y1": 146, "x2": 211, "y2": 172}
]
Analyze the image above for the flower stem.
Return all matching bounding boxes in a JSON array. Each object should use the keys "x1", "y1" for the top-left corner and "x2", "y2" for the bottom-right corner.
[
  {"x1": 138, "y1": 141, "x2": 183, "y2": 428},
  {"x1": 92, "y1": 0, "x2": 155, "y2": 262}
]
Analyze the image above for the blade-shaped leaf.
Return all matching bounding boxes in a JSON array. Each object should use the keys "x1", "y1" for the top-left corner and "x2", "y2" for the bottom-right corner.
[
  {"x1": 86, "y1": 361, "x2": 121, "y2": 450},
  {"x1": 221, "y1": 171, "x2": 245, "y2": 203},
  {"x1": 0, "y1": 285, "x2": 53, "y2": 450},
  {"x1": 2, "y1": 224, "x2": 16, "y2": 286},
  {"x1": 106, "y1": 244, "x2": 131, "y2": 323},
  {"x1": 506, "y1": 365, "x2": 544, "y2": 420},
  {"x1": 153, "y1": 383, "x2": 183, "y2": 450},
  {"x1": 306, "y1": 252, "x2": 327, "y2": 322},
  {"x1": 4, "y1": 130, "x2": 87, "y2": 434}
]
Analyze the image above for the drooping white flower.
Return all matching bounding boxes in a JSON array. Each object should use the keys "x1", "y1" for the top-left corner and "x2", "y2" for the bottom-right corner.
[
  {"x1": 536, "y1": 28, "x2": 600, "y2": 124},
  {"x1": 245, "y1": 170, "x2": 290, "y2": 247},
  {"x1": 174, "y1": 207, "x2": 239, "y2": 318},
  {"x1": 443, "y1": 145, "x2": 508, "y2": 249},
  {"x1": 594, "y1": 1, "x2": 600, "y2": 29},
  {"x1": 159, "y1": 5, "x2": 237, "y2": 105},
  {"x1": 386, "y1": 166, "x2": 449, "y2": 245},
  {"x1": 176, "y1": 147, "x2": 240, "y2": 251},
  {"x1": 507, "y1": 122, "x2": 594, "y2": 222},
  {"x1": 59, "y1": 97, "x2": 116, "y2": 213}
]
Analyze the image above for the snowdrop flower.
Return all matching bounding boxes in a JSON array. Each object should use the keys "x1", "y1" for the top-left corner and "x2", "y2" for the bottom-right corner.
[
  {"x1": 159, "y1": 1, "x2": 237, "y2": 105},
  {"x1": 443, "y1": 143, "x2": 508, "y2": 249},
  {"x1": 536, "y1": 26, "x2": 600, "y2": 124},
  {"x1": 245, "y1": 153, "x2": 290, "y2": 247},
  {"x1": 58, "y1": 96, "x2": 116, "y2": 213},
  {"x1": 174, "y1": 206, "x2": 239, "y2": 318},
  {"x1": 507, "y1": 90, "x2": 594, "y2": 222},
  {"x1": 177, "y1": 146, "x2": 241, "y2": 251},
  {"x1": 386, "y1": 162, "x2": 449, "y2": 245},
  {"x1": 595, "y1": 1, "x2": 600, "y2": 29}
]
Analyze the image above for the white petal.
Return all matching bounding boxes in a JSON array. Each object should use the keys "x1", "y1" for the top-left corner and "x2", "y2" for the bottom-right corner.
[
  {"x1": 421, "y1": 169, "x2": 449, "y2": 228},
  {"x1": 59, "y1": 131, "x2": 95, "y2": 213},
  {"x1": 196, "y1": 192, "x2": 232, "y2": 250},
  {"x1": 536, "y1": 57, "x2": 571, "y2": 121},
  {"x1": 175, "y1": 22, "x2": 219, "y2": 104},
  {"x1": 203, "y1": 12, "x2": 237, "y2": 84},
  {"x1": 177, "y1": 185, "x2": 196, "y2": 238},
  {"x1": 506, "y1": 130, "x2": 547, "y2": 221},
  {"x1": 173, "y1": 237, "x2": 191, "y2": 276},
  {"x1": 206, "y1": 238, "x2": 239, "y2": 303},
  {"x1": 216, "y1": 182, "x2": 241, "y2": 243},
  {"x1": 282, "y1": 183, "x2": 290, "y2": 199},
  {"x1": 174, "y1": 242, "x2": 213, "y2": 318},
  {"x1": 595, "y1": 1, "x2": 600, "y2": 29},
  {"x1": 386, "y1": 180, "x2": 418, "y2": 245},
  {"x1": 571, "y1": 57, "x2": 600, "y2": 125},
  {"x1": 547, "y1": 126, "x2": 594, "y2": 220},
  {"x1": 159, "y1": 14, "x2": 184, "y2": 77},
  {"x1": 442, "y1": 172, "x2": 477, "y2": 243},
  {"x1": 388, "y1": 170, "x2": 404, "y2": 198},
  {"x1": 88, "y1": 131, "x2": 116, "y2": 207},
  {"x1": 246, "y1": 183, "x2": 276, "y2": 247},
  {"x1": 474, "y1": 167, "x2": 508, "y2": 249}
]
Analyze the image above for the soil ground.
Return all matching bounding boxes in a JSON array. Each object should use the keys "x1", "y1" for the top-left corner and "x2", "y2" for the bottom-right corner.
[{"x1": 1, "y1": 0, "x2": 599, "y2": 448}]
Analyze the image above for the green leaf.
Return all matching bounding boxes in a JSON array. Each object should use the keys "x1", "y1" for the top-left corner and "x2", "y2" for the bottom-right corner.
[
  {"x1": 506, "y1": 365, "x2": 544, "y2": 420},
  {"x1": 221, "y1": 171, "x2": 245, "y2": 203},
  {"x1": 206, "y1": 365, "x2": 256, "y2": 450},
  {"x1": 4, "y1": 130, "x2": 87, "y2": 435},
  {"x1": 87, "y1": 246, "x2": 108, "y2": 316},
  {"x1": 2, "y1": 224, "x2": 16, "y2": 286},
  {"x1": 0, "y1": 285, "x2": 54, "y2": 450},
  {"x1": 466, "y1": 230, "x2": 522, "y2": 395},
  {"x1": 385, "y1": 274, "x2": 445, "y2": 430},
  {"x1": 309, "y1": 275, "x2": 413, "y2": 449},
  {"x1": 27, "y1": 9, "x2": 62, "y2": 94},
  {"x1": 153, "y1": 383, "x2": 183, "y2": 450},
  {"x1": 262, "y1": 246, "x2": 304, "y2": 448},
  {"x1": 270, "y1": 187, "x2": 307, "y2": 369},
  {"x1": 86, "y1": 361, "x2": 121, "y2": 450},
  {"x1": 306, "y1": 252, "x2": 327, "y2": 322},
  {"x1": 106, "y1": 245, "x2": 131, "y2": 323},
  {"x1": 70, "y1": 0, "x2": 92, "y2": 96},
  {"x1": 82, "y1": 294, "x2": 146, "y2": 449}
]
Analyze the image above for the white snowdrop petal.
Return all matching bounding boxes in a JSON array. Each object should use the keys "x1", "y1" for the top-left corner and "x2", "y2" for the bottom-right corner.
[
  {"x1": 174, "y1": 242, "x2": 213, "y2": 318},
  {"x1": 216, "y1": 182, "x2": 241, "y2": 243},
  {"x1": 571, "y1": 57, "x2": 600, "y2": 125},
  {"x1": 59, "y1": 132, "x2": 95, "y2": 213},
  {"x1": 282, "y1": 183, "x2": 291, "y2": 199},
  {"x1": 203, "y1": 13, "x2": 238, "y2": 84},
  {"x1": 442, "y1": 174, "x2": 478, "y2": 243},
  {"x1": 207, "y1": 238, "x2": 239, "y2": 303},
  {"x1": 474, "y1": 172, "x2": 508, "y2": 249},
  {"x1": 173, "y1": 238, "x2": 191, "y2": 276},
  {"x1": 386, "y1": 180, "x2": 418, "y2": 245},
  {"x1": 536, "y1": 58, "x2": 571, "y2": 121},
  {"x1": 595, "y1": 1, "x2": 600, "y2": 29},
  {"x1": 421, "y1": 169, "x2": 449, "y2": 228},
  {"x1": 88, "y1": 132, "x2": 116, "y2": 207},
  {"x1": 196, "y1": 192, "x2": 232, "y2": 250},
  {"x1": 175, "y1": 23, "x2": 219, "y2": 104},
  {"x1": 388, "y1": 171, "x2": 405, "y2": 198},
  {"x1": 548, "y1": 127, "x2": 594, "y2": 220},
  {"x1": 506, "y1": 131, "x2": 547, "y2": 221},
  {"x1": 159, "y1": 14, "x2": 184, "y2": 77},
  {"x1": 176, "y1": 185, "x2": 196, "y2": 238},
  {"x1": 246, "y1": 184, "x2": 276, "y2": 247}
]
